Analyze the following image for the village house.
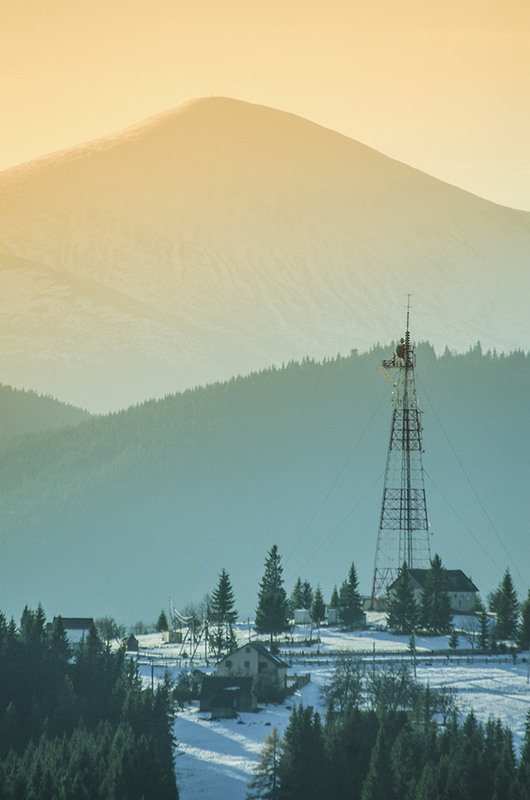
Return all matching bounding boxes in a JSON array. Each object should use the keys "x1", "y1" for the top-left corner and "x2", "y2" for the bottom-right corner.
[
  {"x1": 46, "y1": 617, "x2": 94, "y2": 651},
  {"x1": 217, "y1": 642, "x2": 288, "y2": 695},
  {"x1": 389, "y1": 569, "x2": 479, "y2": 614}
]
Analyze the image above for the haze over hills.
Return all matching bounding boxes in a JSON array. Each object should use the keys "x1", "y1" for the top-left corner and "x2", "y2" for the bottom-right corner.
[
  {"x1": 1, "y1": 97, "x2": 529, "y2": 411},
  {"x1": 0, "y1": 347, "x2": 528, "y2": 624}
]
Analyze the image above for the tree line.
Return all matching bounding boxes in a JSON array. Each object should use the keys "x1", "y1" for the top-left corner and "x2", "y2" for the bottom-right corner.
[
  {"x1": 0, "y1": 605, "x2": 179, "y2": 800},
  {"x1": 247, "y1": 659, "x2": 530, "y2": 800}
]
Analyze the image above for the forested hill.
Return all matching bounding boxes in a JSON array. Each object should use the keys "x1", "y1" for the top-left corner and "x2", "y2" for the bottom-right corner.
[
  {"x1": 0, "y1": 384, "x2": 89, "y2": 438},
  {"x1": 1, "y1": 344, "x2": 528, "y2": 625}
]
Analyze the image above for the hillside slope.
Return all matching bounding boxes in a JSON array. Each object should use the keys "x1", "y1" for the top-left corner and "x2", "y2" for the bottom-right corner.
[
  {"x1": 1, "y1": 97, "x2": 529, "y2": 410},
  {"x1": 0, "y1": 345, "x2": 527, "y2": 624},
  {"x1": 0, "y1": 385, "x2": 89, "y2": 438}
]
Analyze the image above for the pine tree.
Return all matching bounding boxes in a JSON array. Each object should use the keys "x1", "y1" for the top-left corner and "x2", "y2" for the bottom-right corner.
[
  {"x1": 211, "y1": 568, "x2": 238, "y2": 656},
  {"x1": 301, "y1": 581, "x2": 313, "y2": 610},
  {"x1": 329, "y1": 586, "x2": 340, "y2": 609},
  {"x1": 386, "y1": 562, "x2": 419, "y2": 635},
  {"x1": 338, "y1": 562, "x2": 364, "y2": 629},
  {"x1": 479, "y1": 609, "x2": 490, "y2": 651},
  {"x1": 246, "y1": 727, "x2": 281, "y2": 800},
  {"x1": 255, "y1": 546, "x2": 289, "y2": 646},
  {"x1": 420, "y1": 554, "x2": 452, "y2": 635},
  {"x1": 279, "y1": 706, "x2": 326, "y2": 800},
  {"x1": 311, "y1": 586, "x2": 326, "y2": 627},
  {"x1": 289, "y1": 578, "x2": 304, "y2": 614},
  {"x1": 156, "y1": 610, "x2": 169, "y2": 632},
  {"x1": 518, "y1": 589, "x2": 530, "y2": 651},
  {"x1": 448, "y1": 629, "x2": 458, "y2": 651},
  {"x1": 495, "y1": 569, "x2": 519, "y2": 640}
]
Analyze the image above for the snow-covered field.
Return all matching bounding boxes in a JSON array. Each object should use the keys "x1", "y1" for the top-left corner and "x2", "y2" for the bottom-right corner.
[{"x1": 134, "y1": 618, "x2": 530, "y2": 800}]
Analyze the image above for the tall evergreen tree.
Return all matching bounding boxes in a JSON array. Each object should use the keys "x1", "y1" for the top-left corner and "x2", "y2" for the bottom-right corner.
[
  {"x1": 279, "y1": 706, "x2": 326, "y2": 800},
  {"x1": 518, "y1": 589, "x2": 530, "y2": 651},
  {"x1": 156, "y1": 610, "x2": 169, "y2": 632},
  {"x1": 495, "y1": 569, "x2": 519, "y2": 640},
  {"x1": 338, "y1": 562, "x2": 364, "y2": 629},
  {"x1": 210, "y1": 568, "x2": 238, "y2": 656},
  {"x1": 289, "y1": 578, "x2": 304, "y2": 614},
  {"x1": 386, "y1": 562, "x2": 419, "y2": 635},
  {"x1": 311, "y1": 585, "x2": 326, "y2": 628},
  {"x1": 301, "y1": 581, "x2": 313, "y2": 610},
  {"x1": 329, "y1": 586, "x2": 340, "y2": 609},
  {"x1": 255, "y1": 546, "x2": 289, "y2": 646},
  {"x1": 420, "y1": 554, "x2": 452, "y2": 635},
  {"x1": 478, "y1": 608, "x2": 490, "y2": 651}
]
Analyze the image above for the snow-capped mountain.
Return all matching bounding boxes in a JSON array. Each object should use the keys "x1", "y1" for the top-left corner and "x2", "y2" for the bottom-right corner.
[{"x1": 1, "y1": 97, "x2": 529, "y2": 410}]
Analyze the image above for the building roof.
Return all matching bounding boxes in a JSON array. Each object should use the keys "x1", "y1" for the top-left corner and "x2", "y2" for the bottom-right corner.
[
  {"x1": 52, "y1": 617, "x2": 94, "y2": 630},
  {"x1": 217, "y1": 642, "x2": 288, "y2": 669},
  {"x1": 200, "y1": 676, "x2": 255, "y2": 706},
  {"x1": 406, "y1": 569, "x2": 478, "y2": 593}
]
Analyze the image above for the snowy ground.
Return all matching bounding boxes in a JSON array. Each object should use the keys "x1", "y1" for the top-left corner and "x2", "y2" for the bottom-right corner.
[{"x1": 133, "y1": 618, "x2": 530, "y2": 800}]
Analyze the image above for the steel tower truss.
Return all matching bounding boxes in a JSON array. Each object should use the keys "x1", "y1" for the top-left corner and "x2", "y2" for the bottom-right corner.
[{"x1": 371, "y1": 317, "x2": 431, "y2": 606}]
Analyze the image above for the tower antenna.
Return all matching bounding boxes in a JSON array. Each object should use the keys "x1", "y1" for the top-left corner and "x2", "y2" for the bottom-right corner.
[{"x1": 370, "y1": 299, "x2": 431, "y2": 607}]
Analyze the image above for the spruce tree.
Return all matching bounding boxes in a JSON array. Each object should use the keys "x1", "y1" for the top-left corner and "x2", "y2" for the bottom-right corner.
[
  {"x1": 289, "y1": 577, "x2": 304, "y2": 614},
  {"x1": 311, "y1": 585, "x2": 326, "y2": 627},
  {"x1": 420, "y1": 554, "x2": 452, "y2": 635},
  {"x1": 255, "y1": 545, "x2": 289, "y2": 646},
  {"x1": 338, "y1": 562, "x2": 364, "y2": 629},
  {"x1": 518, "y1": 589, "x2": 530, "y2": 651},
  {"x1": 156, "y1": 610, "x2": 169, "y2": 632},
  {"x1": 495, "y1": 569, "x2": 519, "y2": 640},
  {"x1": 301, "y1": 581, "x2": 313, "y2": 610},
  {"x1": 479, "y1": 609, "x2": 490, "y2": 651},
  {"x1": 210, "y1": 568, "x2": 238, "y2": 656},
  {"x1": 386, "y1": 562, "x2": 419, "y2": 635}
]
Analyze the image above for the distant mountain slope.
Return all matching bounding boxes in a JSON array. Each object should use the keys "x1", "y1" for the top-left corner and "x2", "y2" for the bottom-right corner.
[
  {"x1": 0, "y1": 385, "x2": 89, "y2": 438},
  {"x1": 1, "y1": 97, "x2": 529, "y2": 410},
  {"x1": 0, "y1": 345, "x2": 527, "y2": 624}
]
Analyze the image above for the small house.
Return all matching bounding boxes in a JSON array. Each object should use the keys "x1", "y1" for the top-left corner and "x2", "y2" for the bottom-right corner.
[{"x1": 216, "y1": 642, "x2": 288, "y2": 698}]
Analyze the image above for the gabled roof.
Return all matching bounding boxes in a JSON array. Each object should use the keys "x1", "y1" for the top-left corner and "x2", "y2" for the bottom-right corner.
[
  {"x1": 217, "y1": 642, "x2": 288, "y2": 668},
  {"x1": 46, "y1": 617, "x2": 94, "y2": 632},
  {"x1": 407, "y1": 569, "x2": 478, "y2": 593}
]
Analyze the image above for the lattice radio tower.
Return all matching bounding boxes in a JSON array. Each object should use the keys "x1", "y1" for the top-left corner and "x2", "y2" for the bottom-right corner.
[{"x1": 370, "y1": 299, "x2": 431, "y2": 607}]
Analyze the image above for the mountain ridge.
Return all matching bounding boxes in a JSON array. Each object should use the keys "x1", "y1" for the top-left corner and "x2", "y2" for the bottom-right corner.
[
  {"x1": 1, "y1": 97, "x2": 529, "y2": 410},
  {"x1": 0, "y1": 345, "x2": 527, "y2": 624}
]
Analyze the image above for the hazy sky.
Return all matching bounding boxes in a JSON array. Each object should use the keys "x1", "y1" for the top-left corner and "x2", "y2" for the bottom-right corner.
[{"x1": 2, "y1": 0, "x2": 529, "y2": 209}]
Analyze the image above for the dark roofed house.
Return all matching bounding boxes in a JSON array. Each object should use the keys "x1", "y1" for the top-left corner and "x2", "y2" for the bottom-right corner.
[
  {"x1": 199, "y1": 676, "x2": 256, "y2": 718},
  {"x1": 46, "y1": 617, "x2": 94, "y2": 651},
  {"x1": 389, "y1": 570, "x2": 478, "y2": 613}
]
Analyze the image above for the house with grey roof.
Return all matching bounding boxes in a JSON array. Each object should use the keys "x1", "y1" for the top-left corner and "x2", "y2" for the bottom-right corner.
[{"x1": 389, "y1": 569, "x2": 479, "y2": 613}]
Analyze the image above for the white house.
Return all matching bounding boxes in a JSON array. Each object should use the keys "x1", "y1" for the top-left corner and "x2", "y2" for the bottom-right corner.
[{"x1": 216, "y1": 642, "x2": 288, "y2": 695}]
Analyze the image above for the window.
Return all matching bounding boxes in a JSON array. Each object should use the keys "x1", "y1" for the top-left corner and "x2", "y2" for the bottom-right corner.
[
  {"x1": 244, "y1": 660, "x2": 250, "y2": 669},
  {"x1": 225, "y1": 660, "x2": 232, "y2": 669},
  {"x1": 245, "y1": 646, "x2": 251, "y2": 653},
  {"x1": 258, "y1": 662, "x2": 268, "y2": 673}
]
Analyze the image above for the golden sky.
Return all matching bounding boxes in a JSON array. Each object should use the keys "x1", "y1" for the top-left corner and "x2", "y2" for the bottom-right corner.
[{"x1": 2, "y1": 0, "x2": 529, "y2": 209}]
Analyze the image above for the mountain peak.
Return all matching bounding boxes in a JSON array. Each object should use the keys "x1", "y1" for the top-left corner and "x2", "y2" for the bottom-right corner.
[{"x1": 0, "y1": 98, "x2": 529, "y2": 410}]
